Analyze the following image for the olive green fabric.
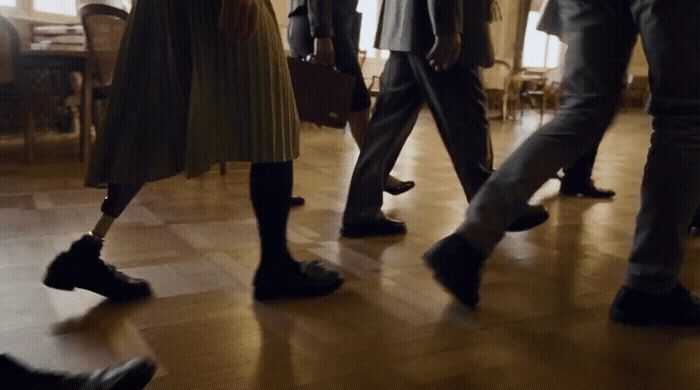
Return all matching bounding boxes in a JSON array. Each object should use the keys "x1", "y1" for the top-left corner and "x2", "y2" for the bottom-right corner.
[{"x1": 86, "y1": 0, "x2": 300, "y2": 187}]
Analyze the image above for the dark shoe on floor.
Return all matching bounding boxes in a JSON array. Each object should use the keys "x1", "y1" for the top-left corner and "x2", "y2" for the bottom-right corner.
[
  {"x1": 341, "y1": 215, "x2": 407, "y2": 238},
  {"x1": 290, "y1": 196, "x2": 305, "y2": 207},
  {"x1": 0, "y1": 355, "x2": 156, "y2": 390},
  {"x1": 44, "y1": 235, "x2": 152, "y2": 302},
  {"x1": 506, "y1": 204, "x2": 550, "y2": 232},
  {"x1": 66, "y1": 358, "x2": 157, "y2": 390},
  {"x1": 560, "y1": 178, "x2": 616, "y2": 198},
  {"x1": 385, "y1": 180, "x2": 416, "y2": 196},
  {"x1": 610, "y1": 284, "x2": 700, "y2": 326},
  {"x1": 254, "y1": 260, "x2": 343, "y2": 301},
  {"x1": 424, "y1": 234, "x2": 486, "y2": 308}
]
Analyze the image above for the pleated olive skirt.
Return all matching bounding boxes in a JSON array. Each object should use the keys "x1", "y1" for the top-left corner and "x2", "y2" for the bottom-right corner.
[{"x1": 86, "y1": 0, "x2": 300, "y2": 187}]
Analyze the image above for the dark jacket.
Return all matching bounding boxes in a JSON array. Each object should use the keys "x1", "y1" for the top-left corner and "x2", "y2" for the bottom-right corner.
[
  {"x1": 537, "y1": 0, "x2": 563, "y2": 38},
  {"x1": 374, "y1": 0, "x2": 494, "y2": 68},
  {"x1": 288, "y1": 0, "x2": 358, "y2": 38}
]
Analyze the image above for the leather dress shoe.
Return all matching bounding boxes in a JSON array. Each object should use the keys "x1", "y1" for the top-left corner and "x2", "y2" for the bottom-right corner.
[
  {"x1": 1, "y1": 355, "x2": 157, "y2": 390},
  {"x1": 290, "y1": 196, "x2": 305, "y2": 207},
  {"x1": 610, "y1": 284, "x2": 700, "y2": 326},
  {"x1": 384, "y1": 180, "x2": 416, "y2": 196},
  {"x1": 506, "y1": 204, "x2": 550, "y2": 232},
  {"x1": 44, "y1": 235, "x2": 152, "y2": 302},
  {"x1": 424, "y1": 234, "x2": 486, "y2": 308},
  {"x1": 254, "y1": 260, "x2": 343, "y2": 301},
  {"x1": 341, "y1": 215, "x2": 407, "y2": 238},
  {"x1": 560, "y1": 178, "x2": 616, "y2": 198}
]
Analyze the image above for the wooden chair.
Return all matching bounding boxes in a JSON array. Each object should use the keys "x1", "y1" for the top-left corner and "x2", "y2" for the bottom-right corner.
[
  {"x1": 79, "y1": 4, "x2": 128, "y2": 151},
  {"x1": 481, "y1": 59, "x2": 512, "y2": 120},
  {"x1": 0, "y1": 15, "x2": 37, "y2": 162}
]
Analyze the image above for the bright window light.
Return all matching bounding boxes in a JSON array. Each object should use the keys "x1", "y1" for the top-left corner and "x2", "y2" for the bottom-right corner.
[
  {"x1": 33, "y1": 0, "x2": 77, "y2": 16},
  {"x1": 0, "y1": 0, "x2": 16, "y2": 7},
  {"x1": 357, "y1": 0, "x2": 378, "y2": 57},
  {"x1": 522, "y1": 11, "x2": 561, "y2": 69}
]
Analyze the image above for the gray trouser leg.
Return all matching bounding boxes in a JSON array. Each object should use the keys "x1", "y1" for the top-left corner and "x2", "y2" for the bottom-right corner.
[
  {"x1": 624, "y1": 0, "x2": 700, "y2": 293},
  {"x1": 343, "y1": 53, "x2": 421, "y2": 224},
  {"x1": 457, "y1": 0, "x2": 637, "y2": 254},
  {"x1": 407, "y1": 56, "x2": 492, "y2": 200}
]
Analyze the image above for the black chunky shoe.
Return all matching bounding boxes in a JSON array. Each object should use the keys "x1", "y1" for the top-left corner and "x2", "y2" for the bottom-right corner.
[
  {"x1": 560, "y1": 178, "x2": 616, "y2": 198},
  {"x1": 384, "y1": 180, "x2": 416, "y2": 196},
  {"x1": 0, "y1": 355, "x2": 157, "y2": 390},
  {"x1": 424, "y1": 234, "x2": 486, "y2": 308},
  {"x1": 254, "y1": 260, "x2": 343, "y2": 301},
  {"x1": 610, "y1": 284, "x2": 700, "y2": 327},
  {"x1": 44, "y1": 235, "x2": 152, "y2": 302},
  {"x1": 63, "y1": 358, "x2": 157, "y2": 390}
]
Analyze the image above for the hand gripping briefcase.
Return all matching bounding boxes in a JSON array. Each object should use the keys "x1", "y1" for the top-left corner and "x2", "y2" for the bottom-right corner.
[{"x1": 287, "y1": 56, "x2": 357, "y2": 129}]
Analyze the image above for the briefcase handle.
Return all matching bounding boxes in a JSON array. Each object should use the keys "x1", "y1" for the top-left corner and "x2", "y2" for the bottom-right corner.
[{"x1": 303, "y1": 54, "x2": 339, "y2": 72}]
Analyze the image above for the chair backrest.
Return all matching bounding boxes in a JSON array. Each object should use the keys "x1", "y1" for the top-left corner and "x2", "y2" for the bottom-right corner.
[
  {"x1": 0, "y1": 15, "x2": 21, "y2": 86},
  {"x1": 80, "y1": 4, "x2": 128, "y2": 86},
  {"x1": 481, "y1": 59, "x2": 512, "y2": 91}
]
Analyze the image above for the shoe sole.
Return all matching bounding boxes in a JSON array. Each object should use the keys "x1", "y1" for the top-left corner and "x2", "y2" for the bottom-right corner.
[
  {"x1": 254, "y1": 279, "x2": 344, "y2": 301},
  {"x1": 340, "y1": 226, "x2": 407, "y2": 238},
  {"x1": 44, "y1": 271, "x2": 152, "y2": 302}
]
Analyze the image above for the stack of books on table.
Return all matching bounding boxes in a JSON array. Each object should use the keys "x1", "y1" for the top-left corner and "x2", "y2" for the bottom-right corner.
[{"x1": 31, "y1": 25, "x2": 86, "y2": 51}]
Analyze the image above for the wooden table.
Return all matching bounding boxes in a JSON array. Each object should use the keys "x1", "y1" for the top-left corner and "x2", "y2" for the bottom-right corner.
[{"x1": 21, "y1": 47, "x2": 93, "y2": 161}]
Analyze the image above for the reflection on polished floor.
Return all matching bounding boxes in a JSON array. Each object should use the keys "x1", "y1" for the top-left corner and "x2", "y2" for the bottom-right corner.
[{"x1": 0, "y1": 110, "x2": 698, "y2": 389}]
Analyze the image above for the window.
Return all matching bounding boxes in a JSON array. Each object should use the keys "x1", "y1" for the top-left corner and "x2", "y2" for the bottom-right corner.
[
  {"x1": 356, "y1": 0, "x2": 388, "y2": 58},
  {"x1": 33, "y1": 0, "x2": 76, "y2": 16},
  {"x1": 0, "y1": 0, "x2": 17, "y2": 7},
  {"x1": 522, "y1": 11, "x2": 561, "y2": 69}
]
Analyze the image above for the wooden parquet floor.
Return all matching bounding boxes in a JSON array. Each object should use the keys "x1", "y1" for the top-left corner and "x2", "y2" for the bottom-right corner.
[{"x1": 0, "y1": 110, "x2": 698, "y2": 389}]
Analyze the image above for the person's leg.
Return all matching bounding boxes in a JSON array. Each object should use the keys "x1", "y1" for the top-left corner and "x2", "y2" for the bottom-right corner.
[
  {"x1": 284, "y1": 14, "x2": 312, "y2": 208},
  {"x1": 43, "y1": 184, "x2": 152, "y2": 302},
  {"x1": 406, "y1": 58, "x2": 492, "y2": 201},
  {"x1": 408, "y1": 57, "x2": 548, "y2": 232},
  {"x1": 341, "y1": 52, "x2": 422, "y2": 237},
  {"x1": 333, "y1": 13, "x2": 413, "y2": 195},
  {"x1": 426, "y1": 0, "x2": 636, "y2": 307},
  {"x1": 250, "y1": 161, "x2": 342, "y2": 300},
  {"x1": 0, "y1": 354, "x2": 156, "y2": 390},
  {"x1": 610, "y1": 0, "x2": 700, "y2": 326},
  {"x1": 561, "y1": 138, "x2": 616, "y2": 198}
]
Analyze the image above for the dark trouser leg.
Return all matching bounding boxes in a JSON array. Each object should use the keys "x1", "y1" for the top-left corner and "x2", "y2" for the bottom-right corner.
[
  {"x1": 251, "y1": 161, "x2": 343, "y2": 300},
  {"x1": 250, "y1": 161, "x2": 294, "y2": 267},
  {"x1": 457, "y1": 0, "x2": 637, "y2": 254},
  {"x1": 406, "y1": 56, "x2": 492, "y2": 200},
  {"x1": 624, "y1": 0, "x2": 700, "y2": 293},
  {"x1": 100, "y1": 184, "x2": 142, "y2": 218},
  {"x1": 342, "y1": 53, "x2": 422, "y2": 224},
  {"x1": 562, "y1": 144, "x2": 598, "y2": 182}
]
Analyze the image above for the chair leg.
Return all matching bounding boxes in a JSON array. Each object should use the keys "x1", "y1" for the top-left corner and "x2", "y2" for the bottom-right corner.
[{"x1": 219, "y1": 162, "x2": 226, "y2": 176}]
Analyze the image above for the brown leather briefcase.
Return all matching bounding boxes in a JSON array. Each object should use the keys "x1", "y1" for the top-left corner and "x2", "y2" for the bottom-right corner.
[{"x1": 287, "y1": 56, "x2": 356, "y2": 129}]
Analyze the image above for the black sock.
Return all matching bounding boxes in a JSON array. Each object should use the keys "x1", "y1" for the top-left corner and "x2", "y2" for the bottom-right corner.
[{"x1": 250, "y1": 161, "x2": 294, "y2": 269}]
